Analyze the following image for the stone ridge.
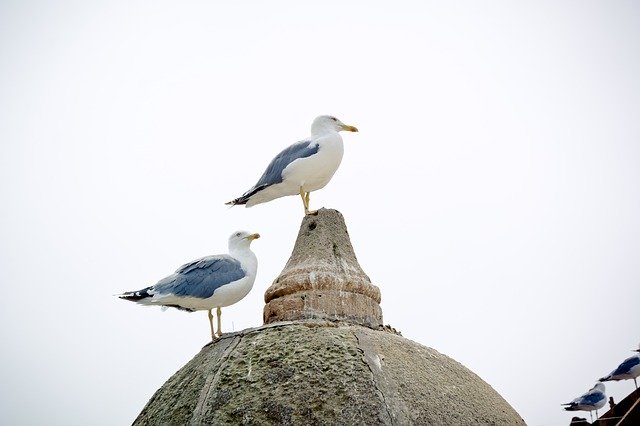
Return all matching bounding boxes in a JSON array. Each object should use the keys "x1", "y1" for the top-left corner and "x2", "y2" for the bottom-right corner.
[{"x1": 133, "y1": 322, "x2": 526, "y2": 425}]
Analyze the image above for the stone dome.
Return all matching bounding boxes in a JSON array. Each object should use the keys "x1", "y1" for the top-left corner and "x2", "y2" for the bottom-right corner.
[{"x1": 133, "y1": 209, "x2": 525, "y2": 425}]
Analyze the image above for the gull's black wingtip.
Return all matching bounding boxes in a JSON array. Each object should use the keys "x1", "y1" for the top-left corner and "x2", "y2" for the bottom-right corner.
[
  {"x1": 225, "y1": 196, "x2": 249, "y2": 206},
  {"x1": 225, "y1": 199, "x2": 242, "y2": 207},
  {"x1": 118, "y1": 288, "x2": 151, "y2": 302}
]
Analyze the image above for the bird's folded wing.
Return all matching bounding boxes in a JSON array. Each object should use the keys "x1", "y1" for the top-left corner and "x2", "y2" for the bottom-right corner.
[
  {"x1": 154, "y1": 256, "x2": 246, "y2": 299},
  {"x1": 248, "y1": 139, "x2": 319, "y2": 192},
  {"x1": 612, "y1": 356, "x2": 640, "y2": 375},
  {"x1": 580, "y1": 392, "x2": 604, "y2": 406}
]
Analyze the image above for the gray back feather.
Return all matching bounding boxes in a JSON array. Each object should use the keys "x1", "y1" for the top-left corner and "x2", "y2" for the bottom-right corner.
[
  {"x1": 252, "y1": 140, "x2": 319, "y2": 190},
  {"x1": 153, "y1": 255, "x2": 246, "y2": 299}
]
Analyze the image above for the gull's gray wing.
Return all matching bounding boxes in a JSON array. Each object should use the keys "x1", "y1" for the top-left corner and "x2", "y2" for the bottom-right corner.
[
  {"x1": 579, "y1": 391, "x2": 605, "y2": 406},
  {"x1": 153, "y1": 255, "x2": 246, "y2": 299},
  {"x1": 232, "y1": 140, "x2": 320, "y2": 203},
  {"x1": 611, "y1": 355, "x2": 640, "y2": 376}
]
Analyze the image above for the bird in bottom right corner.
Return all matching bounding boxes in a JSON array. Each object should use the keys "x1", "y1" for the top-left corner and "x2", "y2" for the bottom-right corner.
[
  {"x1": 562, "y1": 383, "x2": 607, "y2": 423},
  {"x1": 599, "y1": 343, "x2": 640, "y2": 390}
]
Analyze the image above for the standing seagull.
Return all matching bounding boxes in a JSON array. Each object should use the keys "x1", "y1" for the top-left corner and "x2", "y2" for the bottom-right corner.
[
  {"x1": 599, "y1": 344, "x2": 640, "y2": 389},
  {"x1": 562, "y1": 383, "x2": 607, "y2": 422},
  {"x1": 118, "y1": 231, "x2": 259, "y2": 341},
  {"x1": 226, "y1": 115, "x2": 358, "y2": 215}
]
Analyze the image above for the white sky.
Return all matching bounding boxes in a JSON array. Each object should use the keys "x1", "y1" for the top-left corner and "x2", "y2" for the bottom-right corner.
[{"x1": 1, "y1": 1, "x2": 639, "y2": 425}]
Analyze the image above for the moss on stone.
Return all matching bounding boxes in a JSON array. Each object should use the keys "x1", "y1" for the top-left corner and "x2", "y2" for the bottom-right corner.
[{"x1": 133, "y1": 322, "x2": 524, "y2": 425}]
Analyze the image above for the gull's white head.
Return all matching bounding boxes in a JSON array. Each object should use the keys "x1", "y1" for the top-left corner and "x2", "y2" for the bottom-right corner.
[
  {"x1": 228, "y1": 230, "x2": 260, "y2": 251},
  {"x1": 311, "y1": 115, "x2": 358, "y2": 137},
  {"x1": 591, "y1": 383, "x2": 605, "y2": 393}
]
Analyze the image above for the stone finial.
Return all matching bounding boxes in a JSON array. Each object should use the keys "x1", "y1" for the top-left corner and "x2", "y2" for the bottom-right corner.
[{"x1": 263, "y1": 208, "x2": 383, "y2": 328}]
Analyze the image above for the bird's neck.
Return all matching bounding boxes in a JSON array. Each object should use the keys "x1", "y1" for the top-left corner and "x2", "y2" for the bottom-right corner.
[
  {"x1": 310, "y1": 126, "x2": 338, "y2": 138},
  {"x1": 230, "y1": 247, "x2": 258, "y2": 273}
]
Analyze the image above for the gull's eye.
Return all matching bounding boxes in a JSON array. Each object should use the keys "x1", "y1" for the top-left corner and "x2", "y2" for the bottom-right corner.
[
  {"x1": 235, "y1": 232, "x2": 241, "y2": 237},
  {"x1": 330, "y1": 117, "x2": 337, "y2": 121}
]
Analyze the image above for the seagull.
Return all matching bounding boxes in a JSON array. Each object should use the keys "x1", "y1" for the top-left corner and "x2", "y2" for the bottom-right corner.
[
  {"x1": 118, "y1": 231, "x2": 259, "y2": 341},
  {"x1": 599, "y1": 344, "x2": 640, "y2": 389},
  {"x1": 226, "y1": 115, "x2": 358, "y2": 215},
  {"x1": 562, "y1": 383, "x2": 607, "y2": 422}
]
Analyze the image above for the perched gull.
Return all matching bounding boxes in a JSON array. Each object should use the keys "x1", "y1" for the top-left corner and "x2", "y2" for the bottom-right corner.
[
  {"x1": 599, "y1": 344, "x2": 640, "y2": 389},
  {"x1": 562, "y1": 383, "x2": 607, "y2": 422},
  {"x1": 226, "y1": 115, "x2": 358, "y2": 215},
  {"x1": 118, "y1": 231, "x2": 259, "y2": 341}
]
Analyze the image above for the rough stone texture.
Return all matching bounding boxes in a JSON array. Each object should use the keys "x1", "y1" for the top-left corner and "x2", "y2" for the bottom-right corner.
[
  {"x1": 134, "y1": 322, "x2": 525, "y2": 425},
  {"x1": 264, "y1": 209, "x2": 383, "y2": 328}
]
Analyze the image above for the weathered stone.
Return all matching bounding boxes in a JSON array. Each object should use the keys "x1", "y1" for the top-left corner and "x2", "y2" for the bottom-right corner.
[
  {"x1": 264, "y1": 209, "x2": 383, "y2": 328},
  {"x1": 134, "y1": 322, "x2": 525, "y2": 425}
]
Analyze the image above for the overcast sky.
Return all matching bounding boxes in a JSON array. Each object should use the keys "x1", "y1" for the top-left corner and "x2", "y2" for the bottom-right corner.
[{"x1": 1, "y1": 1, "x2": 639, "y2": 425}]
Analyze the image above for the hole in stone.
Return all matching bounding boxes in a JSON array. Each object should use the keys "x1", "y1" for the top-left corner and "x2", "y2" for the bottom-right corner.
[{"x1": 308, "y1": 221, "x2": 317, "y2": 231}]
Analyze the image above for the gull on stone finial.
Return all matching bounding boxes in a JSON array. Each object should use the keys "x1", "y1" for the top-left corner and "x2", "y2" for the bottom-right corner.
[{"x1": 226, "y1": 115, "x2": 358, "y2": 215}]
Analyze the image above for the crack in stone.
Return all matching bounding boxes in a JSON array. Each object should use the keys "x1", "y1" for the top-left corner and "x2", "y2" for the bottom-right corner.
[
  {"x1": 191, "y1": 335, "x2": 243, "y2": 424},
  {"x1": 352, "y1": 329, "x2": 394, "y2": 425}
]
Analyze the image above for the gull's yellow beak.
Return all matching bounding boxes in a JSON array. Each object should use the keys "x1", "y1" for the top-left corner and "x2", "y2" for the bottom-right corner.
[
  {"x1": 341, "y1": 124, "x2": 359, "y2": 132},
  {"x1": 246, "y1": 233, "x2": 260, "y2": 241}
]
